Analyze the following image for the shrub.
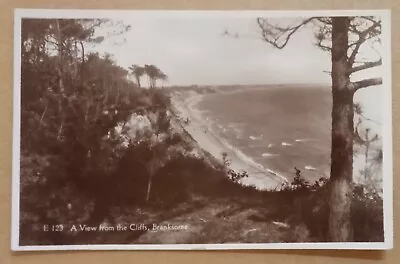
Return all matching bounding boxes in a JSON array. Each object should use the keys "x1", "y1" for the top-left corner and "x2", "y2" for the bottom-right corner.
[
  {"x1": 276, "y1": 167, "x2": 383, "y2": 242},
  {"x1": 165, "y1": 133, "x2": 184, "y2": 146},
  {"x1": 351, "y1": 184, "x2": 384, "y2": 242},
  {"x1": 150, "y1": 162, "x2": 191, "y2": 208},
  {"x1": 228, "y1": 169, "x2": 249, "y2": 183},
  {"x1": 221, "y1": 152, "x2": 230, "y2": 167},
  {"x1": 220, "y1": 152, "x2": 249, "y2": 183}
]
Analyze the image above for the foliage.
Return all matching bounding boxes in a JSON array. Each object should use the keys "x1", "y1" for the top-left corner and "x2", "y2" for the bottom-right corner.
[
  {"x1": 351, "y1": 185, "x2": 384, "y2": 242},
  {"x1": 275, "y1": 168, "x2": 383, "y2": 242},
  {"x1": 221, "y1": 152, "x2": 230, "y2": 167},
  {"x1": 128, "y1": 64, "x2": 168, "y2": 89},
  {"x1": 19, "y1": 18, "x2": 176, "y2": 244},
  {"x1": 228, "y1": 169, "x2": 249, "y2": 183},
  {"x1": 128, "y1": 64, "x2": 145, "y2": 88},
  {"x1": 220, "y1": 152, "x2": 249, "y2": 183},
  {"x1": 278, "y1": 168, "x2": 328, "y2": 192}
]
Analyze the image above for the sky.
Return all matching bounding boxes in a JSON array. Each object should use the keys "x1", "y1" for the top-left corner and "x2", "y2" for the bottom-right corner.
[
  {"x1": 85, "y1": 15, "x2": 385, "y2": 128},
  {"x1": 87, "y1": 17, "x2": 334, "y2": 86}
]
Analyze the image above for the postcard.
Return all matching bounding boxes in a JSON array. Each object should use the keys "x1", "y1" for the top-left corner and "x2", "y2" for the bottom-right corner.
[{"x1": 12, "y1": 9, "x2": 393, "y2": 251}]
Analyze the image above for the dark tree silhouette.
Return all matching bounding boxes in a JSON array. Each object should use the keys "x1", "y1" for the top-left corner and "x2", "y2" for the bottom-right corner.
[
  {"x1": 129, "y1": 64, "x2": 145, "y2": 88},
  {"x1": 144, "y1": 64, "x2": 168, "y2": 88}
]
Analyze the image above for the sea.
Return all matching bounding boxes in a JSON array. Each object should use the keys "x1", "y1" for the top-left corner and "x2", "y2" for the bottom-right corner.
[{"x1": 195, "y1": 84, "x2": 383, "y2": 185}]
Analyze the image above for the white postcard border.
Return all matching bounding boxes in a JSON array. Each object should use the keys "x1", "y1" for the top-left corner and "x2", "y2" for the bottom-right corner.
[{"x1": 11, "y1": 8, "x2": 393, "y2": 251}]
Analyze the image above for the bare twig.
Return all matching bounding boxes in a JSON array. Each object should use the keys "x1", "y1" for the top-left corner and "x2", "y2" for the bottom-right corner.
[
  {"x1": 39, "y1": 103, "x2": 48, "y2": 126},
  {"x1": 316, "y1": 38, "x2": 332, "y2": 51},
  {"x1": 57, "y1": 119, "x2": 64, "y2": 140},
  {"x1": 323, "y1": 70, "x2": 332, "y2": 75},
  {"x1": 256, "y1": 17, "x2": 317, "y2": 49}
]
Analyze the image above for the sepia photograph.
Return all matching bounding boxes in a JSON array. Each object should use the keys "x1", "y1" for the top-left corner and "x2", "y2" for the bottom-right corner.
[{"x1": 12, "y1": 9, "x2": 392, "y2": 251}]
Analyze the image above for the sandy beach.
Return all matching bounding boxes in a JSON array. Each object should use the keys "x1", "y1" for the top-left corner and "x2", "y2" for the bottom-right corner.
[{"x1": 170, "y1": 91, "x2": 288, "y2": 190}]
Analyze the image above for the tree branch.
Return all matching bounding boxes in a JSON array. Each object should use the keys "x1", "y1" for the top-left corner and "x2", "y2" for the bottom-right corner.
[
  {"x1": 348, "y1": 20, "x2": 381, "y2": 67},
  {"x1": 316, "y1": 17, "x2": 332, "y2": 25},
  {"x1": 323, "y1": 70, "x2": 332, "y2": 75},
  {"x1": 348, "y1": 37, "x2": 366, "y2": 67},
  {"x1": 257, "y1": 17, "x2": 316, "y2": 49},
  {"x1": 351, "y1": 77, "x2": 382, "y2": 91},
  {"x1": 350, "y1": 58, "x2": 382, "y2": 73},
  {"x1": 357, "y1": 112, "x2": 382, "y2": 125},
  {"x1": 79, "y1": 41, "x2": 85, "y2": 86},
  {"x1": 360, "y1": 16, "x2": 380, "y2": 24},
  {"x1": 316, "y1": 36, "x2": 332, "y2": 51}
]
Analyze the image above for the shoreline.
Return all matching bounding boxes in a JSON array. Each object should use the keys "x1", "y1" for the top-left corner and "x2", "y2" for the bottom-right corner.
[{"x1": 170, "y1": 91, "x2": 288, "y2": 190}]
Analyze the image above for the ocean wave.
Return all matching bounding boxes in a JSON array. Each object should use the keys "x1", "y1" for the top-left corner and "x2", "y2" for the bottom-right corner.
[
  {"x1": 226, "y1": 123, "x2": 244, "y2": 139},
  {"x1": 268, "y1": 143, "x2": 273, "y2": 148},
  {"x1": 223, "y1": 140, "x2": 263, "y2": 169},
  {"x1": 214, "y1": 134, "x2": 270, "y2": 173},
  {"x1": 281, "y1": 142, "x2": 292, "y2": 146},
  {"x1": 249, "y1": 135, "x2": 263, "y2": 140},
  {"x1": 216, "y1": 124, "x2": 228, "y2": 132},
  {"x1": 261, "y1": 153, "x2": 278, "y2": 157},
  {"x1": 217, "y1": 137, "x2": 287, "y2": 183},
  {"x1": 234, "y1": 130, "x2": 244, "y2": 139},
  {"x1": 181, "y1": 106, "x2": 288, "y2": 184},
  {"x1": 228, "y1": 123, "x2": 244, "y2": 128},
  {"x1": 266, "y1": 168, "x2": 288, "y2": 182},
  {"x1": 304, "y1": 165, "x2": 317, "y2": 170},
  {"x1": 295, "y1": 138, "x2": 314, "y2": 142},
  {"x1": 202, "y1": 122, "x2": 289, "y2": 184}
]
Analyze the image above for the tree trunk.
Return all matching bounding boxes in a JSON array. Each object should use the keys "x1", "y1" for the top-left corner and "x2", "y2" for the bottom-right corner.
[
  {"x1": 328, "y1": 17, "x2": 354, "y2": 242},
  {"x1": 146, "y1": 148, "x2": 156, "y2": 202},
  {"x1": 54, "y1": 19, "x2": 65, "y2": 95},
  {"x1": 146, "y1": 175, "x2": 152, "y2": 202},
  {"x1": 54, "y1": 19, "x2": 66, "y2": 140},
  {"x1": 364, "y1": 130, "x2": 370, "y2": 184}
]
